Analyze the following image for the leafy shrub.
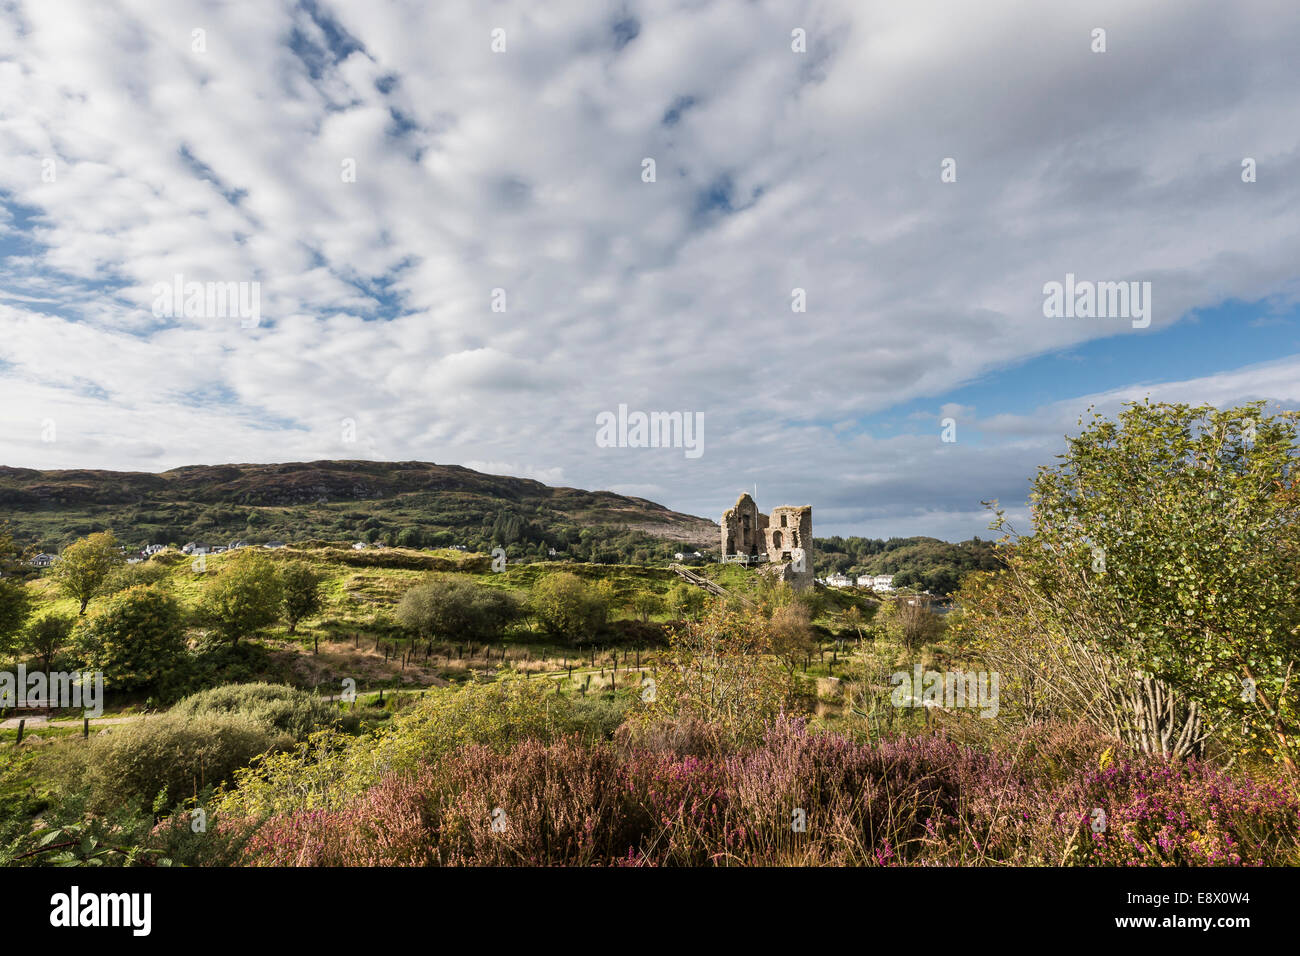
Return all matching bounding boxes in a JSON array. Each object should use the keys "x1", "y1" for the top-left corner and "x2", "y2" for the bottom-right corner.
[
  {"x1": 634, "y1": 606, "x2": 792, "y2": 745},
  {"x1": 84, "y1": 711, "x2": 291, "y2": 812},
  {"x1": 972, "y1": 402, "x2": 1300, "y2": 770},
  {"x1": 528, "y1": 572, "x2": 609, "y2": 643},
  {"x1": 71, "y1": 585, "x2": 187, "y2": 695},
  {"x1": 565, "y1": 695, "x2": 632, "y2": 741},
  {"x1": 103, "y1": 561, "x2": 170, "y2": 595},
  {"x1": 395, "y1": 575, "x2": 520, "y2": 642},
  {"x1": 216, "y1": 678, "x2": 611, "y2": 817},
  {"x1": 0, "y1": 577, "x2": 33, "y2": 651},
  {"x1": 602, "y1": 618, "x2": 669, "y2": 648},
  {"x1": 169, "y1": 682, "x2": 349, "y2": 738},
  {"x1": 2, "y1": 784, "x2": 259, "y2": 867},
  {"x1": 148, "y1": 550, "x2": 189, "y2": 566},
  {"x1": 17, "y1": 612, "x2": 74, "y2": 671},
  {"x1": 182, "y1": 636, "x2": 280, "y2": 693}
]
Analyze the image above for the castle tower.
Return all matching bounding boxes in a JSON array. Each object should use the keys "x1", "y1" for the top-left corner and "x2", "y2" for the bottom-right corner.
[
  {"x1": 720, "y1": 494, "x2": 813, "y2": 589},
  {"x1": 721, "y1": 493, "x2": 767, "y2": 557}
]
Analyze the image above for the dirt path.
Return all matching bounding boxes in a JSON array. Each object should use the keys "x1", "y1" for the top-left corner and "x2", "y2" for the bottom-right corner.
[{"x1": 1, "y1": 713, "x2": 151, "y2": 730}]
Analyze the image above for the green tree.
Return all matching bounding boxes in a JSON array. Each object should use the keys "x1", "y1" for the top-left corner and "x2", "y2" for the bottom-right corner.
[
  {"x1": 22, "y1": 613, "x2": 75, "y2": 672},
  {"x1": 528, "y1": 572, "x2": 609, "y2": 642},
  {"x1": 51, "y1": 531, "x2": 124, "y2": 614},
  {"x1": 635, "y1": 606, "x2": 791, "y2": 744},
  {"x1": 837, "y1": 604, "x2": 869, "y2": 642},
  {"x1": 986, "y1": 401, "x2": 1300, "y2": 772},
  {"x1": 769, "y1": 601, "x2": 817, "y2": 676},
  {"x1": 627, "y1": 591, "x2": 664, "y2": 623},
  {"x1": 874, "y1": 595, "x2": 943, "y2": 651},
  {"x1": 280, "y1": 561, "x2": 324, "y2": 635},
  {"x1": 199, "y1": 554, "x2": 284, "y2": 646},
  {"x1": 395, "y1": 575, "x2": 520, "y2": 643},
  {"x1": 0, "y1": 525, "x2": 32, "y2": 653},
  {"x1": 0, "y1": 523, "x2": 24, "y2": 574},
  {"x1": 72, "y1": 585, "x2": 187, "y2": 693},
  {"x1": 0, "y1": 577, "x2": 33, "y2": 657},
  {"x1": 667, "y1": 582, "x2": 707, "y2": 621}
]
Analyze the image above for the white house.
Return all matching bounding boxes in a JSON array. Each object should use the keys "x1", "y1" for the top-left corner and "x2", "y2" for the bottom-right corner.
[
  {"x1": 143, "y1": 544, "x2": 165, "y2": 555},
  {"x1": 871, "y1": 574, "x2": 895, "y2": 591},
  {"x1": 352, "y1": 541, "x2": 368, "y2": 550},
  {"x1": 826, "y1": 572, "x2": 853, "y2": 588},
  {"x1": 28, "y1": 553, "x2": 57, "y2": 568}
]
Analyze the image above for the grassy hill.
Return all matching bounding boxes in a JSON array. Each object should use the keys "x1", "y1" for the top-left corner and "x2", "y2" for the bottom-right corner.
[{"x1": 0, "y1": 460, "x2": 717, "y2": 561}]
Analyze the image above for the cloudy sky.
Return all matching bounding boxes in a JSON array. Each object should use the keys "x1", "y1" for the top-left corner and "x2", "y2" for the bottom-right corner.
[{"x1": 2, "y1": 0, "x2": 1299, "y2": 539}]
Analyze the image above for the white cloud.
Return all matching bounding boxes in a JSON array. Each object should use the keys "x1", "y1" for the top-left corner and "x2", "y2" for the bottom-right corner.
[{"x1": 1, "y1": 0, "x2": 1298, "y2": 540}]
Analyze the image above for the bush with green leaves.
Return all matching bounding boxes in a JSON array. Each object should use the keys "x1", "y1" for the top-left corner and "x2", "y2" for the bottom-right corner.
[
  {"x1": 873, "y1": 595, "x2": 945, "y2": 651},
  {"x1": 634, "y1": 605, "x2": 792, "y2": 745},
  {"x1": 975, "y1": 400, "x2": 1300, "y2": 772},
  {"x1": 666, "y1": 582, "x2": 707, "y2": 620},
  {"x1": 84, "y1": 710, "x2": 291, "y2": 812},
  {"x1": 528, "y1": 571, "x2": 610, "y2": 643},
  {"x1": 102, "y1": 560, "x2": 170, "y2": 595},
  {"x1": 168, "y1": 682, "x2": 349, "y2": 738},
  {"x1": 2, "y1": 786, "x2": 257, "y2": 868},
  {"x1": 394, "y1": 574, "x2": 521, "y2": 642},
  {"x1": 71, "y1": 585, "x2": 188, "y2": 694},
  {"x1": 217, "y1": 678, "x2": 617, "y2": 817}
]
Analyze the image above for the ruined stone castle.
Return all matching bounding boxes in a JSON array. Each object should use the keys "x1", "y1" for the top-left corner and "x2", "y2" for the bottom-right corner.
[{"x1": 720, "y1": 493, "x2": 813, "y2": 589}]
